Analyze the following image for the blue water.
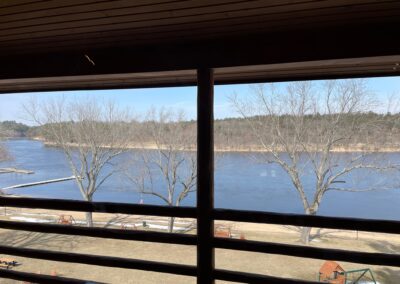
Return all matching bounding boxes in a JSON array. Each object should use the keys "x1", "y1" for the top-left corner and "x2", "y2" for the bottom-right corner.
[{"x1": 1, "y1": 139, "x2": 400, "y2": 220}]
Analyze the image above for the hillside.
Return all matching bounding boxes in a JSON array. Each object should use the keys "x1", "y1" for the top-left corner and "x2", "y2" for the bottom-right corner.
[
  {"x1": 2, "y1": 112, "x2": 400, "y2": 151},
  {"x1": 0, "y1": 121, "x2": 30, "y2": 138}
]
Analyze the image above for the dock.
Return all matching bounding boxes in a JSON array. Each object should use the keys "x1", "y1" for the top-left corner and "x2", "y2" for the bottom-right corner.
[
  {"x1": 2, "y1": 176, "x2": 77, "y2": 190},
  {"x1": 0, "y1": 168, "x2": 34, "y2": 174}
]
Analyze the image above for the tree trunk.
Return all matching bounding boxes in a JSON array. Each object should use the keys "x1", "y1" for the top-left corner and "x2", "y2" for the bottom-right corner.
[
  {"x1": 86, "y1": 211, "x2": 93, "y2": 227},
  {"x1": 303, "y1": 206, "x2": 324, "y2": 244},
  {"x1": 168, "y1": 217, "x2": 175, "y2": 233},
  {"x1": 301, "y1": 207, "x2": 317, "y2": 244},
  {"x1": 301, "y1": 226, "x2": 312, "y2": 244},
  {"x1": 85, "y1": 194, "x2": 94, "y2": 227}
]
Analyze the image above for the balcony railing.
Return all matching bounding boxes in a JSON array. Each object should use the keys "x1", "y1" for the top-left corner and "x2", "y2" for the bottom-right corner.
[{"x1": 0, "y1": 196, "x2": 398, "y2": 283}]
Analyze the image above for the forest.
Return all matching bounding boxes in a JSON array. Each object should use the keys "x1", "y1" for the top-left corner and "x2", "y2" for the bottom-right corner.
[{"x1": 2, "y1": 111, "x2": 400, "y2": 151}]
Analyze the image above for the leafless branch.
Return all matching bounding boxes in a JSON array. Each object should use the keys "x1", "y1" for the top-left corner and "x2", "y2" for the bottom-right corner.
[
  {"x1": 231, "y1": 79, "x2": 397, "y2": 244},
  {"x1": 23, "y1": 97, "x2": 135, "y2": 226}
]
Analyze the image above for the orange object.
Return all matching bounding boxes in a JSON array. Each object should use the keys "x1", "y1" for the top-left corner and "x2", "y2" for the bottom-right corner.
[
  {"x1": 214, "y1": 228, "x2": 231, "y2": 238},
  {"x1": 57, "y1": 215, "x2": 76, "y2": 225},
  {"x1": 319, "y1": 261, "x2": 346, "y2": 284}
]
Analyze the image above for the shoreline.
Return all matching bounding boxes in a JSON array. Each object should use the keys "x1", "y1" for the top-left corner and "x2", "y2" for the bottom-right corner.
[
  {"x1": 1, "y1": 205, "x2": 397, "y2": 241},
  {"x1": 3, "y1": 192, "x2": 400, "y2": 222},
  {"x1": 30, "y1": 137, "x2": 400, "y2": 153}
]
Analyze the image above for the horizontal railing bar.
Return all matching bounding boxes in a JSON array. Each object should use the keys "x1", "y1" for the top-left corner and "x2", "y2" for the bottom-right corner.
[
  {"x1": 0, "y1": 269, "x2": 101, "y2": 284},
  {"x1": 213, "y1": 238, "x2": 400, "y2": 267},
  {"x1": 214, "y1": 269, "x2": 319, "y2": 284},
  {"x1": 0, "y1": 220, "x2": 197, "y2": 245},
  {"x1": 0, "y1": 196, "x2": 197, "y2": 218},
  {"x1": 0, "y1": 245, "x2": 197, "y2": 277},
  {"x1": 213, "y1": 208, "x2": 400, "y2": 234}
]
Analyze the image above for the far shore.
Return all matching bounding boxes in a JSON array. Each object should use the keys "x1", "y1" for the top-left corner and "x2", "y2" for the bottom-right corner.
[{"x1": 29, "y1": 137, "x2": 400, "y2": 153}]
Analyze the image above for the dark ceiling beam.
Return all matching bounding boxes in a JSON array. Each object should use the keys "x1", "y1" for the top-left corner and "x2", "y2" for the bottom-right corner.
[
  {"x1": 0, "y1": 22, "x2": 399, "y2": 81},
  {"x1": 0, "y1": 57, "x2": 399, "y2": 94}
]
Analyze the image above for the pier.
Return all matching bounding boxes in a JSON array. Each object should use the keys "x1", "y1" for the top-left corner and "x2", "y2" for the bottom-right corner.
[{"x1": 2, "y1": 176, "x2": 77, "y2": 190}]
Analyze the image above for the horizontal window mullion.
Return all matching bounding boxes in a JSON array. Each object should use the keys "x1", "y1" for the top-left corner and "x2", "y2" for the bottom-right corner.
[
  {"x1": 214, "y1": 269, "x2": 320, "y2": 284},
  {"x1": 213, "y1": 208, "x2": 400, "y2": 234},
  {"x1": 0, "y1": 269, "x2": 97, "y2": 284},
  {"x1": 0, "y1": 196, "x2": 197, "y2": 218},
  {"x1": 0, "y1": 245, "x2": 197, "y2": 277},
  {"x1": 213, "y1": 238, "x2": 400, "y2": 267},
  {"x1": 0, "y1": 220, "x2": 197, "y2": 245}
]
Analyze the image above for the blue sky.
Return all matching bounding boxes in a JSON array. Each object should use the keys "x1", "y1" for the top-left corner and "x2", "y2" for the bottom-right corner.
[{"x1": 0, "y1": 76, "x2": 399, "y2": 124}]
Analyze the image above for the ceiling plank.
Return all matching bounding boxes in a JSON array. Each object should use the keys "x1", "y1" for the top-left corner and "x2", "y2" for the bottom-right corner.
[
  {"x1": 0, "y1": 22, "x2": 399, "y2": 79},
  {"x1": 1, "y1": 7, "x2": 398, "y2": 55},
  {"x1": 0, "y1": 0, "x2": 252, "y2": 24},
  {"x1": 0, "y1": 0, "x2": 393, "y2": 40}
]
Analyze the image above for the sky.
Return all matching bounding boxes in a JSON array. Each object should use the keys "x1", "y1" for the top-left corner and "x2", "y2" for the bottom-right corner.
[{"x1": 0, "y1": 76, "x2": 399, "y2": 124}]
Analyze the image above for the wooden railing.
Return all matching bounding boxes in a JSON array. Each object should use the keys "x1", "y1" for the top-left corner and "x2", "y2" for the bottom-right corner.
[{"x1": 0, "y1": 196, "x2": 399, "y2": 283}]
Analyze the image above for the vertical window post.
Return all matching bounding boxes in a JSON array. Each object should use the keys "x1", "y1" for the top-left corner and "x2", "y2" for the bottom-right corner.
[{"x1": 197, "y1": 68, "x2": 215, "y2": 283}]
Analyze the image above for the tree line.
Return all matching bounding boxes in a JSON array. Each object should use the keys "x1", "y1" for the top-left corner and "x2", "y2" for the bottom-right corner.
[{"x1": 3, "y1": 112, "x2": 400, "y2": 152}]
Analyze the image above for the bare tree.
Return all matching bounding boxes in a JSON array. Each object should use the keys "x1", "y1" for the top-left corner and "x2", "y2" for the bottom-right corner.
[
  {"x1": 0, "y1": 125, "x2": 10, "y2": 163},
  {"x1": 232, "y1": 80, "x2": 397, "y2": 244},
  {"x1": 24, "y1": 97, "x2": 133, "y2": 227},
  {"x1": 126, "y1": 108, "x2": 196, "y2": 232},
  {"x1": 0, "y1": 143, "x2": 9, "y2": 163}
]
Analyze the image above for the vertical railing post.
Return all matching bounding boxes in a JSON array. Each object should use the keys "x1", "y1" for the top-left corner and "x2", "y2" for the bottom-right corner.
[{"x1": 197, "y1": 68, "x2": 215, "y2": 284}]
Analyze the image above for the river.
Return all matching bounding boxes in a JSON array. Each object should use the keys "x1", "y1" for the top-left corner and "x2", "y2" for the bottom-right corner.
[{"x1": 1, "y1": 139, "x2": 399, "y2": 220}]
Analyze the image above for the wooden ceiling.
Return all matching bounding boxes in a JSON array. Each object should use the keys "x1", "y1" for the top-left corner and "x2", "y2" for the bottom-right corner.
[
  {"x1": 0, "y1": 0, "x2": 399, "y2": 91},
  {"x1": 0, "y1": 0, "x2": 399, "y2": 55}
]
